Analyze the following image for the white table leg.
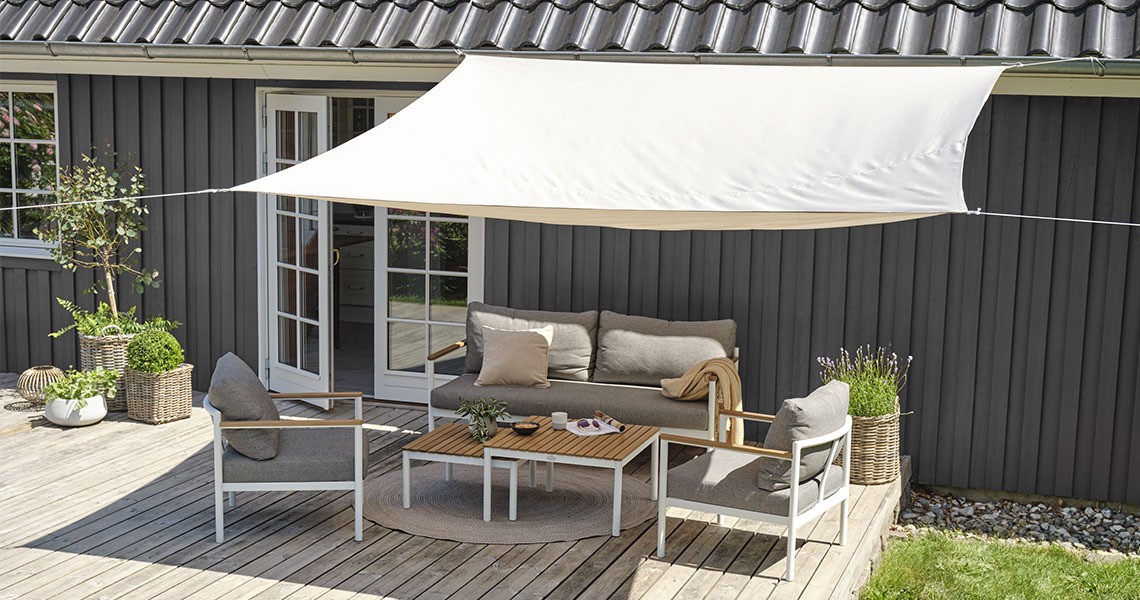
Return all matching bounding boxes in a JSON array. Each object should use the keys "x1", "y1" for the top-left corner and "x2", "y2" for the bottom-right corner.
[
  {"x1": 445, "y1": 463, "x2": 452, "y2": 482},
  {"x1": 483, "y1": 453, "x2": 492, "y2": 522},
  {"x1": 402, "y1": 452, "x2": 411, "y2": 509},
  {"x1": 612, "y1": 465, "x2": 623, "y2": 536},
  {"x1": 509, "y1": 462, "x2": 519, "y2": 521},
  {"x1": 546, "y1": 462, "x2": 554, "y2": 492},
  {"x1": 529, "y1": 460, "x2": 536, "y2": 488},
  {"x1": 650, "y1": 440, "x2": 659, "y2": 501}
]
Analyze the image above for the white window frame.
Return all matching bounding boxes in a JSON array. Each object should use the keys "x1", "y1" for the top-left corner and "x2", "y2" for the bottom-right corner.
[
  {"x1": 0, "y1": 80, "x2": 58, "y2": 260},
  {"x1": 253, "y1": 87, "x2": 485, "y2": 397}
]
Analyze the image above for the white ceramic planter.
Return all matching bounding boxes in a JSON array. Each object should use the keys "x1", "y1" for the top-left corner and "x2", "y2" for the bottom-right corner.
[
  {"x1": 468, "y1": 415, "x2": 498, "y2": 441},
  {"x1": 44, "y1": 394, "x2": 107, "y2": 427}
]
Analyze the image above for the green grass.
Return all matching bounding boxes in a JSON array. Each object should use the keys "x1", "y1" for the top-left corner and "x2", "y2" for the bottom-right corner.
[{"x1": 861, "y1": 531, "x2": 1140, "y2": 600}]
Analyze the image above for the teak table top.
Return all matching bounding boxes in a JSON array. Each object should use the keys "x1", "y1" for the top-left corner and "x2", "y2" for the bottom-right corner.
[
  {"x1": 485, "y1": 416, "x2": 658, "y2": 462},
  {"x1": 402, "y1": 417, "x2": 659, "y2": 462}
]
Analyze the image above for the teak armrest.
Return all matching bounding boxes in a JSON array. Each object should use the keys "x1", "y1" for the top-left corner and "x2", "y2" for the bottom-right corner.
[
  {"x1": 269, "y1": 391, "x2": 363, "y2": 399},
  {"x1": 427, "y1": 339, "x2": 467, "y2": 361},
  {"x1": 660, "y1": 433, "x2": 793, "y2": 460},
  {"x1": 718, "y1": 409, "x2": 776, "y2": 422},
  {"x1": 220, "y1": 419, "x2": 364, "y2": 429}
]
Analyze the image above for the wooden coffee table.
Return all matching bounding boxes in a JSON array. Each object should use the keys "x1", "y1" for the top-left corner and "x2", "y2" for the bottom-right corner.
[
  {"x1": 401, "y1": 422, "x2": 546, "y2": 521},
  {"x1": 482, "y1": 416, "x2": 660, "y2": 536}
]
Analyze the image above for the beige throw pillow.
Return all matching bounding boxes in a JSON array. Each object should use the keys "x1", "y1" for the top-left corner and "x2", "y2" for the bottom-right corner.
[{"x1": 475, "y1": 325, "x2": 554, "y2": 388}]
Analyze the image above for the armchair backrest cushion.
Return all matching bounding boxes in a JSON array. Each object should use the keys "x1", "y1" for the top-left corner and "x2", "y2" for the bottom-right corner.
[
  {"x1": 757, "y1": 380, "x2": 849, "y2": 491},
  {"x1": 208, "y1": 352, "x2": 281, "y2": 460},
  {"x1": 464, "y1": 302, "x2": 598, "y2": 382},
  {"x1": 594, "y1": 311, "x2": 736, "y2": 386}
]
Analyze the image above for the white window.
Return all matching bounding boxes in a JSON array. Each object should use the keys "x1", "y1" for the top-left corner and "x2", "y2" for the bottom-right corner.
[{"x1": 0, "y1": 81, "x2": 57, "y2": 258}]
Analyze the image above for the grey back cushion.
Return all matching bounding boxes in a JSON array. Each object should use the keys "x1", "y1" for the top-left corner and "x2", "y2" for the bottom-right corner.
[
  {"x1": 593, "y1": 311, "x2": 736, "y2": 386},
  {"x1": 209, "y1": 352, "x2": 281, "y2": 461},
  {"x1": 757, "y1": 380, "x2": 850, "y2": 491},
  {"x1": 464, "y1": 302, "x2": 598, "y2": 382}
]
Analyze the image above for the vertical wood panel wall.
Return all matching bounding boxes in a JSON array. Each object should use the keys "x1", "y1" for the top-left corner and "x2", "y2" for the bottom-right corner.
[
  {"x1": 485, "y1": 96, "x2": 1140, "y2": 504},
  {"x1": 0, "y1": 75, "x2": 259, "y2": 390}
]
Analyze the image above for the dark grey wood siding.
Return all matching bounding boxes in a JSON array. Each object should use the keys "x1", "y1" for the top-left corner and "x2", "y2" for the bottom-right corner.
[
  {"x1": 0, "y1": 75, "x2": 259, "y2": 391},
  {"x1": 485, "y1": 95, "x2": 1140, "y2": 504}
]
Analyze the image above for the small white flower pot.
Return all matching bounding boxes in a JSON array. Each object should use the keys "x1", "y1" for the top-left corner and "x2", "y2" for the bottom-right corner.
[{"x1": 44, "y1": 394, "x2": 107, "y2": 427}]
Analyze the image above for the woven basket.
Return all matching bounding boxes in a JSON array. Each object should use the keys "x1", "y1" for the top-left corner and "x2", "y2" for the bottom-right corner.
[
  {"x1": 125, "y1": 363, "x2": 194, "y2": 425},
  {"x1": 17, "y1": 365, "x2": 65, "y2": 404},
  {"x1": 79, "y1": 325, "x2": 135, "y2": 411},
  {"x1": 845, "y1": 397, "x2": 901, "y2": 485}
]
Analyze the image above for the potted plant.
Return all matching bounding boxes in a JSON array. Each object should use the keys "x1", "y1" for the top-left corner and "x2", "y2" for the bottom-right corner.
[
  {"x1": 817, "y1": 346, "x2": 911, "y2": 485},
  {"x1": 41, "y1": 367, "x2": 119, "y2": 427},
  {"x1": 455, "y1": 397, "x2": 509, "y2": 442},
  {"x1": 125, "y1": 329, "x2": 194, "y2": 424},
  {"x1": 32, "y1": 153, "x2": 164, "y2": 408}
]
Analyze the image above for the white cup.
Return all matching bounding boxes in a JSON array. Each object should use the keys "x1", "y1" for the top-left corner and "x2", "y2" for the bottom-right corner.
[{"x1": 551, "y1": 412, "x2": 568, "y2": 430}]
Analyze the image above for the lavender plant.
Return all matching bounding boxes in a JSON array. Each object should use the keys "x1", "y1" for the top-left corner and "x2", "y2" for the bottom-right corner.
[{"x1": 817, "y1": 346, "x2": 912, "y2": 417}]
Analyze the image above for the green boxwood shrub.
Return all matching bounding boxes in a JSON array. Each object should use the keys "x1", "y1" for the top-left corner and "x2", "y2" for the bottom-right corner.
[{"x1": 127, "y1": 329, "x2": 185, "y2": 374}]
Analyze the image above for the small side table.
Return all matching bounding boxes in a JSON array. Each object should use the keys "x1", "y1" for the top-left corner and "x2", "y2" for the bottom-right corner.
[{"x1": 401, "y1": 422, "x2": 549, "y2": 520}]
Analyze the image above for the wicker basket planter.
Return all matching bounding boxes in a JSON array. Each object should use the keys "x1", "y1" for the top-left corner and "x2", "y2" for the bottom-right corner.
[
  {"x1": 125, "y1": 363, "x2": 194, "y2": 424},
  {"x1": 79, "y1": 325, "x2": 134, "y2": 411},
  {"x1": 846, "y1": 397, "x2": 901, "y2": 485},
  {"x1": 17, "y1": 365, "x2": 65, "y2": 404}
]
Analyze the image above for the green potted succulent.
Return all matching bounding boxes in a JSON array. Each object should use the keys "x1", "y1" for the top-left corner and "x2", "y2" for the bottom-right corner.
[
  {"x1": 456, "y1": 397, "x2": 509, "y2": 442},
  {"x1": 817, "y1": 346, "x2": 912, "y2": 485},
  {"x1": 124, "y1": 329, "x2": 193, "y2": 424},
  {"x1": 42, "y1": 367, "x2": 119, "y2": 427}
]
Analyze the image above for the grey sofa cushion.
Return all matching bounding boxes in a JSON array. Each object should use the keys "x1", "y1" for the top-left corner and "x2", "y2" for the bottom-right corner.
[
  {"x1": 209, "y1": 353, "x2": 280, "y2": 460},
  {"x1": 594, "y1": 311, "x2": 736, "y2": 385},
  {"x1": 464, "y1": 302, "x2": 598, "y2": 382},
  {"x1": 432, "y1": 373, "x2": 707, "y2": 431},
  {"x1": 222, "y1": 427, "x2": 369, "y2": 483},
  {"x1": 757, "y1": 381, "x2": 850, "y2": 491},
  {"x1": 667, "y1": 449, "x2": 845, "y2": 515}
]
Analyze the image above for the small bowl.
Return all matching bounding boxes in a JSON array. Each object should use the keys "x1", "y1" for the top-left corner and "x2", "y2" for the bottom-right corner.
[{"x1": 511, "y1": 421, "x2": 540, "y2": 436}]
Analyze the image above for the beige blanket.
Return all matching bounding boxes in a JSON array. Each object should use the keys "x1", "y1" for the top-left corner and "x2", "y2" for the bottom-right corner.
[{"x1": 661, "y1": 357, "x2": 744, "y2": 445}]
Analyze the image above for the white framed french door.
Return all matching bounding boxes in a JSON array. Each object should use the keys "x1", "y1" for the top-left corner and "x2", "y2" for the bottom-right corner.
[{"x1": 264, "y1": 94, "x2": 331, "y2": 394}]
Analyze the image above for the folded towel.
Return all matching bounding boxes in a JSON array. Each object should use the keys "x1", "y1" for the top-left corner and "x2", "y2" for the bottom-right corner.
[{"x1": 660, "y1": 357, "x2": 744, "y2": 445}]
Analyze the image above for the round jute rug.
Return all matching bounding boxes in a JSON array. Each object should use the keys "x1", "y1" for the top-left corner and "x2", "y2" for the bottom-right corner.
[{"x1": 363, "y1": 462, "x2": 656, "y2": 544}]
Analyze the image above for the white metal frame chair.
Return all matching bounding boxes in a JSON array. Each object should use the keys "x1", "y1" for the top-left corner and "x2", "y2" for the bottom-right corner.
[
  {"x1": 203, "y1": 391, "x2": 366, "y2": 543},
  {"x1": 657, "y1": 408, "x2": 851, "y2": 581}
]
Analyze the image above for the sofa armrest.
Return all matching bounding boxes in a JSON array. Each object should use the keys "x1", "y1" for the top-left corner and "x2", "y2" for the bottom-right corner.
[
  {"x1": 660, "y1": 433, "x2": 792, "y2": 460},
  {"x1": 427, "y1": 339, "x2": 467, "y2": 361},
  {"x1": 220, "y1": 419, "x2": 363, "y2": 429},
  {"x1": 718, "y1": 409, "x2": 775, "y2": 422},
  {"x1": 268, "y1": 391, "x2": 363, "y2": 400}
]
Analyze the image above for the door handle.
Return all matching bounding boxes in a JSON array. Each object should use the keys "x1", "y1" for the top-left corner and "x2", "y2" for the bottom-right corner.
[{"x1": 332, "y1": 248, "x2": 341, "y2": 266}]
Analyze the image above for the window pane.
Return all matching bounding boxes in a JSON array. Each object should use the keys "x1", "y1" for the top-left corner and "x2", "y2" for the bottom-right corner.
[
  {"x1": 277, "y1": 215, "x2": 296, "y2": 265},
  {"x1": 430, "y1": 324, "x2": 466, "y2": 375},
  {"x1": 388, "y1": 272, "x2": 424, "y2": 320},
  {"x1": 16, "y1": 142, "x2": 55, "y2": 190},
  {"x1": 301, "y1": 271, "x2": 319, "y2": 321},
  {"x1": 430, "y1": 221, "x2": 468, "y2": 272},
  {"x1": 278, "y1": 316, "x2": 298, "y2": 367},
  {"x1": 299, "y1": 197, "x2": 318, "y2": 216},
  {"x1": 277, "y1": 267, "x2": 297, "y2": 316},
  {"x1": 0, "y1": 144, "x2": 10, "y2": 188},
  {"x1": 16, "y1": 193, "x2": 51, "y2": 239},
  {"x1": 0, "y1": 93, "x2": 10, "y2": 139},
  {"x1": 388, "y1": 208, "x2": 425, "y2": 217},
  {"x1": 276, "y1": 193, "x2": 295, "y2": 212},
  {"x1": 300, "y1": 217, "x2": 319, "y2": 269},
  {"x1": 301, "y1": 322, "x2": 320, "y2": 374},
  {"x1": 298, "y1": 111, "x2": 318, "y2": 160},
  {"x1": 388, "y1": 321, "x2": 425, "y2": 372},
  {"x1": 12, "y1": 92, "x2": 54, "y2": 141},
  {"x1": 0, "y1": 193, "x2": 12, "y2": 238},
  {"x1": 276, "y1": 111, "x2": 295, "y2": 160},
  {"x1": 388, "y1": 219, "x2": 424, "y2": 268},
  {"x1": 430, "y1": 275, "x2": 467, "y2": 323}
]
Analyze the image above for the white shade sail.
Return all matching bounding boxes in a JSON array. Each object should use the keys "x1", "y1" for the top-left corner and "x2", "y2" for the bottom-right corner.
[{"x1": 233, "y1": 56, "x2": 1005, "y2": 230}]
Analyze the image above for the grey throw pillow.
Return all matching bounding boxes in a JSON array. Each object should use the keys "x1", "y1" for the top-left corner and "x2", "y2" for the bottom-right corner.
[
  {"x1": 464, "y1": 302, "x2": 598, "y2": 381},
  {"x1": 209, "y1": 352, "x2": 281, "y2": 460},
  {"x1": 594, "y1": 311, "x2": 735, "y2": 386},
  {"x1": 757, "y1": 380, "x2": 850, "y2": 491}
]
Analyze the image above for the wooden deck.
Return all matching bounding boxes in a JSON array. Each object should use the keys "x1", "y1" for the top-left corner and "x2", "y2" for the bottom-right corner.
[{"x1": 0, "y1": 387, "x2": 903, "y2": 600}]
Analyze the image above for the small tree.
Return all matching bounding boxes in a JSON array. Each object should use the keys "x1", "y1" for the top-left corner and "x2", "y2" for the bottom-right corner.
[{"x1": 33, "y1": 153, "x2": 158, "y2": 318}]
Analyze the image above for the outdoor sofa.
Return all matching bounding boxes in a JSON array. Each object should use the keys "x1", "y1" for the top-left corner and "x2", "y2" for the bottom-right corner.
[{"x1": 427, "y1": 302, "x2": 737, "y2": 438}]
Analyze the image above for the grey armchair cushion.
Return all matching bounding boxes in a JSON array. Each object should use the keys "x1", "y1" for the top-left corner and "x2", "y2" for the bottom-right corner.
[
  {"x1": 432, "y1": 373, "x2": 708, "y2": 431},
  {"x1": 208, "y1": 353, "x2": 280, "y2": 460},
  {"x1": 464, "y1": 302, "x2": 598, "y2": 382},
  {"x1": 667, "y1": 449, "x2": 845, "y2": 515},
  {"x1": 222, "y1": 427, "x2": 369, "y2": 483},
  {"x1": 757, "y1": 381, "x2": 850, "y2": 491},
  {"x1": 594, "y1": 311, "x2": 736, "y2": 385}
]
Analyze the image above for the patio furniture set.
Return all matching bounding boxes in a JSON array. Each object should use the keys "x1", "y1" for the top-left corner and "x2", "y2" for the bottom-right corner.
[{"x1": 202, "y1": 303, "x2": 853, "y2": 582}]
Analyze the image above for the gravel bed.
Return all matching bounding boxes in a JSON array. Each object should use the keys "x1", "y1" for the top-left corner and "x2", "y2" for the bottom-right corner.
[{"x1": 897, "y1": 489, "x2": 1140, "y2": 556}]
